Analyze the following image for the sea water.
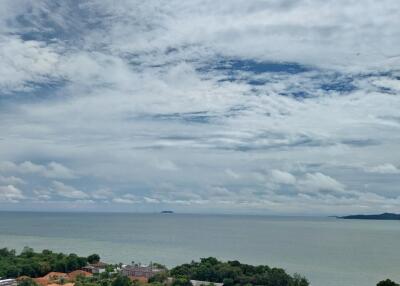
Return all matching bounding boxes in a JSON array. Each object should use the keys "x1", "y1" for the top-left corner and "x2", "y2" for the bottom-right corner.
[{"x1": 0, "y1": 212, "x2": 399, "y2": 286}]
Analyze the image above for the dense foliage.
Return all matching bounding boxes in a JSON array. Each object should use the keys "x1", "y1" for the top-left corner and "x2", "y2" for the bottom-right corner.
[
  {"x1": 1, "y1": 247, "x2": 397, "y2": 286},
  {"x1": 0, "y1": 247, "x2": 97, "y2": 278},
  {"x1": 17, "y1": 279, "x2": 39, "y2": 286},
  {"x1": 170, "y1": 257, "x2": 309, "y2": 286},
  {"x1": 75, "y1": 274, "x2": 138, "y2": 286},
  {"x1": 377, "y1": 280, "x2": 400, "y2": 286},
  {"x1": 88, "y1": 254, "x2": 101, "y2": 264}
]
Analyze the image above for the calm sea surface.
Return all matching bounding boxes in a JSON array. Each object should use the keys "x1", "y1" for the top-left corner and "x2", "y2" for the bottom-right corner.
[{"x1": 0, "y1": 212, "x2": 399, "y2": 286}]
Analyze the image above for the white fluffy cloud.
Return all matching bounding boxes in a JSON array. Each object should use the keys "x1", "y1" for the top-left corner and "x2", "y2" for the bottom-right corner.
[
  {"x1": 298, "y1": 173, "x2": 346, "y2": 194},
  {"x1": 52, "y1": 181, "x2": 88, "y2": 199},
  {"x1": 0, "y1": 185, "x2": 25, "y2": 202},
  {"x1": 112, "y1": 194, "x2": 141, "y2": 204},
  {"x1": 0, "y1": 0, "x2": 399, "y2": 214},
  {"x1": 270, "y1": 170, "x2": 297, "y2": 185},
  {"x1": 0, "y1": 161, "x2": 76, "y2": 179},
  {"x1": 0, "y1": 175, "x2": 25, "y2": 185},
  {"x1": 365, "y1": 164, "x2": 400, "y2": 174},
  {"x1": 0, "y1": 36, "x2": 59, "y2": 92}
]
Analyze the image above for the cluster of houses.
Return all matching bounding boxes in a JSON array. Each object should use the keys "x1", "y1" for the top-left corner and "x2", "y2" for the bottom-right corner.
[
  {"x1": 1, "y1": 261, "x2": 221, "y2": 286},
  {"x1": 121, "y1": 262, "x2": 163, "y2": 283}
]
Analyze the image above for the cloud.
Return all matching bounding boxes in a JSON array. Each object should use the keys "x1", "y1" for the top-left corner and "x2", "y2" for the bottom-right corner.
[
  {"x1": 143, "y1": 196, "x2": 160, "y2": 203},
  {"x1": 297, "y1": 173, "x2": 346, "y2": 194},
  {"x1": 0, "y1": 185, "x2": 25, "y2": 202},
  {"x1": 270, "y1": 169, "x2": 297, "y2": 185},
  {"x1": 365, "y1": 163, "x2": 400, "y2": 174},
  {"x1": 45, "y1": 162, "x2": 77, "y2": 179},
  {"x1": 0, "y1": 36, "x2": 59, "y2": 92},
  {"x1": 207, "y1": 186, "x2": 232, "y2": 198},
  {"x1": 52, "y1": 181, "x2": 88, "y2": 199},
  {"x1": 0, "y1": 175, "x2": 25, "y2": 185},
  {"x1": 0, "y1": 161, "x2": 76, "y2": 179},
  {"x1": 91, "y1": 188, "x2": 114, "y2": 200},
  {"x1": 112, "y1": 194, "x2": 141, "y2": 204},
  {"x1": 33, "y1": 189, "x2": 52, "y2": 200},
  {"x1": 0, "y1": 0, "x2": 399, "y2": 214},
  {"x1": 151, "y1": 159, "x2": 179, "y2": 171}
]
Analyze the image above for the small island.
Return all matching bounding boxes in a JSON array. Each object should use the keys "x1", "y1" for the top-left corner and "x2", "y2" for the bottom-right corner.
[
  {"x1": 160, "y1": 210, "x2": 174, "y2": 214},
  {"x1": 340, "y1": 213, "x2": 400, "y2": 220}
]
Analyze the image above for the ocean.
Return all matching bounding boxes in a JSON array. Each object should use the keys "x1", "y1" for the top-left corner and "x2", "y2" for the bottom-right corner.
[{"x1": 0, "y1": 212, "x2": 399, "y2": 286}]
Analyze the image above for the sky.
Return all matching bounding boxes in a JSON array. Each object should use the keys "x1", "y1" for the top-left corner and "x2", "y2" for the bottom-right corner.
[{"x1": 0, "y1": 0, "x2": 400, "y2": 215}]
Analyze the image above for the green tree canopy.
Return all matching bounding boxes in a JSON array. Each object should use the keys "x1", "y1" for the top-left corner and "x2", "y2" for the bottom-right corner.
[
  {"x1": 18, "y1": 278, "x2": 39, "y2": 286},
  {"x1": 172, "y1": 277, "x2": 192, "y2": 286},
  {"x1": 87, "y1": 254, "x2": 101, "y2": 264},
  {"x1": 377, "y1": 279, "x2": 400, "y2": 286},
  {"x1": 112, "y1": 275, "x2": 132, "y2": 286},
  {"x1": 0, "y1": 247, "x2": 89, "y2": 278},
  {"x1": 170, "y1": 257, "x2": 309, "y2": 286}
]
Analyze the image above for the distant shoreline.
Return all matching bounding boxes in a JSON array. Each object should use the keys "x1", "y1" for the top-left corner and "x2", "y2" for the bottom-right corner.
[{"x1": 339, "y1": 212, "x2": 400, "y2": 220}]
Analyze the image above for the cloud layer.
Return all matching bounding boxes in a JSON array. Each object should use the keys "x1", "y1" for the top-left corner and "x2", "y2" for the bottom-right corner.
[{"x1": 0, "y1": 0, "x2": 399, "y2": 214}]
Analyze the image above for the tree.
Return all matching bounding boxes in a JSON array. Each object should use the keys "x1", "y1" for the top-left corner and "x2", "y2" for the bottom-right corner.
[
  {"x1": 100, "y1": 271, "x2": 111, "y2": 280},
  {"x1": 149, "y1": 272, "x2": 169, "y2": 283},
  {"x1": 0, "y1": 247, "x2": 89, "y2": 278},
  {"x1": 0, "y1": 248, "x2": 16, "y2": 257},
  {"x1": 87, "y1": 254, "x2": 101, "y2": 264},
  {"x1": 172, "y1": 277, "x2": 192, "y2": 286},
  {"x1": 21, "y1": 247, "x2": 35, "y2": 258},
  {"x1": 291, "y1": 274, "x2": 309, "y2": 286},
  {"x1": 6, "y1": 266, "x2": 20, "y2": 278},
  {"x1": 377, "y1": 279, "x2": 399, "y2": 286},
  {"x1": 18, "y1": 279, "x2": 38, "y2": 286},
  {"x1": 222, "y1": 278, "x2": 234, "y2": 286},
  {"x1": 112, "y1": 275, "x2": 132, "y2": 286},
  {"x1": 170, "y1": 257, "x2": 309, "y2": 286}
]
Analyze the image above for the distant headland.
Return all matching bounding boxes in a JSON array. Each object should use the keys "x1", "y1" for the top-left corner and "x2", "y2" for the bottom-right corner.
[{"x1": 339, "y1": 213, "x2": 400, "y2": 220}]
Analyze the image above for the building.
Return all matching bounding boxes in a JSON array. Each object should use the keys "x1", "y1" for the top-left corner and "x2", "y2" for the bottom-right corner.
[
  {"x1": 190, "y1": 281, "x2": 223, "y2": 286},
  {"x1": 121, "y1": 263, "x2": 164, "y2": 279},
  {"x1": 0, "y1": 279, "x2": 17, "y2": 286},
  {"x1": 82, "y1": 262, "x2": 107, "y2": 274}
]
